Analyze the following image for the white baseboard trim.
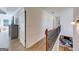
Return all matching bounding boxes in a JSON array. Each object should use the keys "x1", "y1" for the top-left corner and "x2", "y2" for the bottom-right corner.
[{"x1": 26, "y1": 35, "x2": 45, "y2": 48}]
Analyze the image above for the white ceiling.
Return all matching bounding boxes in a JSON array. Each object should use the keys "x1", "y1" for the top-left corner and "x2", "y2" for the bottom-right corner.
[
  {"x1": 0, "y1": 7, "x2": 61, "y2": 15},
  {"x1": 0, "y1": 7, "x2": 22, "y2": 15},
  {"x1": 42, "y1": 7, "x2": 69, "y2": 14},
  {"x1": 0, "y1": 7, "x2": 74, "y2": 15},
  {"x1": 0, "y1": 7, "x2": 79, "y2": 17}
]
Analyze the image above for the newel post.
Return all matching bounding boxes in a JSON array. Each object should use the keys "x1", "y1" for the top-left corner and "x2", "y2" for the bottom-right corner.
[{"x1": 45, "y1": 29, "x2": 48, "y2": 51}]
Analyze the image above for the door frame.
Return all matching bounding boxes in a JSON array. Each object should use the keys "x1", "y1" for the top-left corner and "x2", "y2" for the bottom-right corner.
[{"x1": 24, "y1": 10, "x2": 26, "y2": 48}]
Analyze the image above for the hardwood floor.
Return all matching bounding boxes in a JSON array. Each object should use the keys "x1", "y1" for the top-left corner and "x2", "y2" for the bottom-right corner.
[
  {"x1": 9, "y1": 38, "x2": 46, "y2": 51},
  {"x1": 59, "y1": 46, "x2": 72, "y2": 51}
]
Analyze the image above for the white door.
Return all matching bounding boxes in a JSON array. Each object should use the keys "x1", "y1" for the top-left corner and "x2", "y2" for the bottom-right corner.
[{"x1": 18, "y1": 9, "x2": 26, "y2": 47}]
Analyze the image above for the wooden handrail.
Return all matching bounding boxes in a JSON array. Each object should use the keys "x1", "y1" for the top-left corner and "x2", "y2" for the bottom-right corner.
[
  {"x1": 45, "y1": 26, "x2": 61, "y2": 51},
  {"x1": 45, "y1": 29, "x2": 48, "y2": 51}
]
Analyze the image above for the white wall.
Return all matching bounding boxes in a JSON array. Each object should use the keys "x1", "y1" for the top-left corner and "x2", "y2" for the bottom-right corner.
[
  {"x1": 73, "y1": 8, "x2": 79, "y2": 51},
  {"x1": 59, "y1": 8, "x2": 73, "y2": 37},
  {"x1": 26, "y1": 8, "x2": 45, "y2": 48},
  {"x1": 26, "y1": 8, "x2": 55, "y2": 48},
  {"x1": 73, "y1": 23, "x2": 79, "y2": 50},
  {"x1": 42, "y1": 10, "x2": 54, "y2": 31},
  {"x1": 47, "y1": 8, "x2": 74, "y2": 37}
]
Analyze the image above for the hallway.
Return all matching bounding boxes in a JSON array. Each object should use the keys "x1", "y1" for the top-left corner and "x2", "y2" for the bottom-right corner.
[{"x1": 9, "y1": 38, "x2": 46, "y2": 51}]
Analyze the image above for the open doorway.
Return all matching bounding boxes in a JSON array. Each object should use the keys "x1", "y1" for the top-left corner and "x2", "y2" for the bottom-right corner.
[
  {"x1": 0, "y1": 7, "x2": 26, "y2": 51},
  {"x1": 9, "y1": 8, "x2": 26, "y2": 51}
]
